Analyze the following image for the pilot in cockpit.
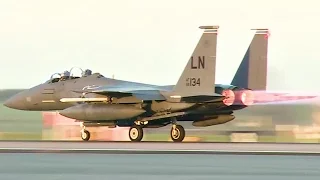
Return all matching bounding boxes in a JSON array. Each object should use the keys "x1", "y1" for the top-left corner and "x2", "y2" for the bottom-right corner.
[
  {"x1": 60, "y1": 70, "x2": 71, "y2": 81},
  {"x1": 82, "y1": 69, "x2": 92, "y2": 77}
]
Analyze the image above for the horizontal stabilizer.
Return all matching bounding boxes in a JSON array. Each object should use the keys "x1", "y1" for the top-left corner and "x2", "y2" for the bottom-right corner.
[{"x1": 179, "y1": 95, "x2": 225, "y2": 103}]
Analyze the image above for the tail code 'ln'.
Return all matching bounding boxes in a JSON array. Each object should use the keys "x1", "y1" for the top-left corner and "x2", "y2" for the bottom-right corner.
[{"x1": 174, "y1": 25, "x2": 219, "y2": 97}]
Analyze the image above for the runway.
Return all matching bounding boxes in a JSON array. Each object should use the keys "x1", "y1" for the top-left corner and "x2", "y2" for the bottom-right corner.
[
  {"x1": 1, "y1": 152, "x2": 320, "y2": 180},
  {"x1": 1, "y1": 141, "x2": 320, "y2": 179},
  {"x1": 0, "y1": 141, "x2": 320, "y2": 155}
]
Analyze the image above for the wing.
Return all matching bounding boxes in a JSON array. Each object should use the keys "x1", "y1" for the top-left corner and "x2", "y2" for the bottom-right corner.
[
  {"x1": 61, "y1": 85, "x2": 170, "y2": 103},
  {"x1": 61, "y1": 83, "x2": 225, "y2": 103},
  {"x1": 90, "y1": 85, "x2": 169, "y2": 94}
]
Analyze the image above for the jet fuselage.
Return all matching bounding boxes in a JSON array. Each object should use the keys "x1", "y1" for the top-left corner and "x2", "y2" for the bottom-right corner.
[{"x1": 4, "y1": 73, "x2": 249, "y2": 124}]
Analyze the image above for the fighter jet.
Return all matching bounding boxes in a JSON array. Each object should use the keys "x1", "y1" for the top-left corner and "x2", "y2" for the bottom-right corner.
[{"x1": 3, "y1": 26, "x2": 315, "y2": 142}]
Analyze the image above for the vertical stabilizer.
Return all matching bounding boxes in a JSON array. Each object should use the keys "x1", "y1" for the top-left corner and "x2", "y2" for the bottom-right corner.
[
  {"x1": 231, "y1": 28, "x2": 269, "y2": 90},
  {"x1": 173, "y1": 26, "x2": 219, "y2": 96}
]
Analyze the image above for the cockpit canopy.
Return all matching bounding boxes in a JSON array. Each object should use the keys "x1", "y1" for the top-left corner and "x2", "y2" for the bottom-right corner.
[{"x1": 46, "y1": 67, "x2": 103, "y2": 84}]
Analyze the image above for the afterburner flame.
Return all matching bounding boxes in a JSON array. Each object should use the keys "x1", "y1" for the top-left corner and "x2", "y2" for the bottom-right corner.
[
  {"x1": 240, "y1": 90, "x2": 254, "y2": 106},
  {"x1": 222, "y1": 89, "x2": 235, "y2": 106}
]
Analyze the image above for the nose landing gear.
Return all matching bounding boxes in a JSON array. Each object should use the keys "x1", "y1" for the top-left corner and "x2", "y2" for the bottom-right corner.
[{"x1": 80, "y1": 122, "x2": 90, "y2": 141}]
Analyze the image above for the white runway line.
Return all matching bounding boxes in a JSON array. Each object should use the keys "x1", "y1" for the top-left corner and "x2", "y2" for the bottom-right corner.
[{"x1": 0, "y1": 142, "x2": 320, "y2": 155}]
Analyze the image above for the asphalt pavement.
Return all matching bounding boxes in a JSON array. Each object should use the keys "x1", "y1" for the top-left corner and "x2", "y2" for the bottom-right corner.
[
  {"x1": 0, "y1": 141, "x2": 319, "y2": 155},
  {"x1": 1, "y1": 153, "x2": 319, "y2": 180}
]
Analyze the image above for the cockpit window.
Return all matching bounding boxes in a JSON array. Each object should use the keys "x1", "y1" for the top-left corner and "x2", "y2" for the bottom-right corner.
[
  {"x1": 47, "y1": 71, "x2": 73, "y2": 84},
  {"x1": 46, "y1": 68, "x2": 103, "y2": 84},
  {"x1": 46, "y1": 73, "x2": 60, "y2": 84}
]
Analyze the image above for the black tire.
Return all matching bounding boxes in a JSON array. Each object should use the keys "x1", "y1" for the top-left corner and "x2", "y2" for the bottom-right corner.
[
  {"x1": 129, "y1": 126, "x2": 143, "y2": 142},
  {"x1": 81, "y1": 130, "x2": 90, "y2": 141},
  {"x1": 170, "y1": 125, "x2": 185, "y2": 142}
]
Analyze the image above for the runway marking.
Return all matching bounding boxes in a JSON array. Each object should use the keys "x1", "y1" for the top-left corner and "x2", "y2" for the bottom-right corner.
[
  {"x1": 0, "y1": 148, "x2": 320, "y2": 156},
  {"x1": 0, "y1": 141, "x2": 320, "y2": 155}
]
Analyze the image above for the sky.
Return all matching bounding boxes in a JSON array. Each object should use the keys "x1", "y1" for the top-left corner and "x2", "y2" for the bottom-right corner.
[{"x1": 0, "y1": 0, "x2": 320, "y2": 92}]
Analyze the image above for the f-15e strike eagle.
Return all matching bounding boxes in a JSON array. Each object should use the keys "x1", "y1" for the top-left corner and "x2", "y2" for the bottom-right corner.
[{"x1": 4, "y1": 26, "x2": 315, "y2": 142}]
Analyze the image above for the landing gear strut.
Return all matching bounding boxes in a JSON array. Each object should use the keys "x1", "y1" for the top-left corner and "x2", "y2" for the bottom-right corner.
[
  {"x1": 129, "y1": 125, "x2": 143, "y2": 142},
  {"x1": 80, "y1": 122, "x2": 90, "y2": 141}
]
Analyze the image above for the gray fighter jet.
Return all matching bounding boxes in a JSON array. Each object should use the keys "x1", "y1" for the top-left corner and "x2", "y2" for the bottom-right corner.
[{"x1": 4, "y1": 26, "x2": 296, "y2": 142}]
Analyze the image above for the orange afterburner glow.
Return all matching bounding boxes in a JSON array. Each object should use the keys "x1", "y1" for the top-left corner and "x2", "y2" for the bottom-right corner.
[
  {"x1": 222, "y1": 89, "x2": 235, "y2": 106},
  {"x1": 240, "y1": 90, "x2": 254, "y2": 106}
]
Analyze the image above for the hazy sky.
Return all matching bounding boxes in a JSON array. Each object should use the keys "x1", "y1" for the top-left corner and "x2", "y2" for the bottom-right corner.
[{"x1": 1, "y1": 0, "x2": 320, "y2": 92}]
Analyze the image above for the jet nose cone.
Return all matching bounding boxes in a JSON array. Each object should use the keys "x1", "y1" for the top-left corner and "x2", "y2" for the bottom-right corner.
[{"x1": 3, "y1": 95, "x2": 26, "y2": 110}]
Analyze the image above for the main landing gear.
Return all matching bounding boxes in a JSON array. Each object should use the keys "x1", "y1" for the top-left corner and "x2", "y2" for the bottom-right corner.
[
  {"x1": 128, "y1": 125, "x2": 144, "y2": 142},
  {"x1": 128, "y1": 119, "x2": 185, "y2": 142},
  {"x1": 170, "y1": 124, "x2": 185, "y2": 142},
  {"x1": 79, "y1": 120, "x2": 186, "y2": 142}
]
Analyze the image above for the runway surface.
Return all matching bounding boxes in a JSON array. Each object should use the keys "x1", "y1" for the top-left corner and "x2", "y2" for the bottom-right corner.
[
  {"x1": 1, "y1": 153, "x2": 319, "y2": 180},
  {"x1": 0, "y1": 141, "x2": 320, "y2": 179},
  {"x1": 0, "y1": 141, "x2": 320, "y2": 155}
]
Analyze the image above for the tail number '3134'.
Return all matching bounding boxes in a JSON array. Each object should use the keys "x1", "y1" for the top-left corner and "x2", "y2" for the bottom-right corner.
[{"x1": 186, "y1": 78, "x2": 200, "y2": 86}]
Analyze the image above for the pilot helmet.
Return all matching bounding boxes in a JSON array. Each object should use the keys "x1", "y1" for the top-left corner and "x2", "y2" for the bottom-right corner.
[
  {"x1": 82, "y1": 69, "x2": 92, "y2": 76},
  {"x1": 62, "y1": 70, "x2": 70, "y2": 77}
]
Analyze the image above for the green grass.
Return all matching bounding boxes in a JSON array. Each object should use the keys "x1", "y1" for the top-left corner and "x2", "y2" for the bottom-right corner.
[
  {"x1": 0, "y1": 103, "x2": 42, "y2": 133},
  {"x1": 0, "y1": 89, "x2": 24, "y2": 102},
  {"x1": 0, "y1": 132, "x2": 42, "y2": 140}
]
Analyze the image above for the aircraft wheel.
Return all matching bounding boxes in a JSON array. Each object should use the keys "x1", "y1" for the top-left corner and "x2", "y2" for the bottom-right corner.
[
  {"x1": 170, "y1": 125, "x2": 185, "y2": 142},
  {"x1": 129, "y1": 126, "x2": 143, "y2": 142},
  {"x1": 81, "y1": 130, "x2": 90, "y2": 141}
]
